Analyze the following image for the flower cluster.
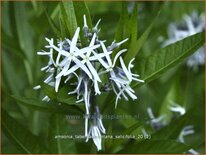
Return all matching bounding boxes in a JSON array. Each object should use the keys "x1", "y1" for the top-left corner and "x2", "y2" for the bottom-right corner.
[
  {"x1": 34, "y1": 15, "x2": 144, "y2": 151},
  {"x1": 143, "y1": 102, "x2": 199, "y2": 155},
  {"x1": 163, "y1": 11, "x2": 205, "y2": 71}
]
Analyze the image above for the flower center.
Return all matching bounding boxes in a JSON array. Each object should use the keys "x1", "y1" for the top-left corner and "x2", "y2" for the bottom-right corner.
[
  {"x1": 84, "y1": 55, "x2": 89, "y2": 62},
  {"x1": 69, "y1": 53, "x2": 74, "y2": 59}
]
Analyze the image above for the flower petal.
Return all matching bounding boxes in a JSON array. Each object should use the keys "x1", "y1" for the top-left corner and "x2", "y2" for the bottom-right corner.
[
  {"x1": 64, "y1": 65, "x2": 79, "y2": 76},
  {"x1": 56, "y1": 60, "x2": 71, "y2": 79},
  {"x1": 73, "y1": 59, "x2": 92, "y2": 79},
  {"x1": 91, "y1": 50, "x2": 109, "y2": 69},
  {"x1": 113, "y1": 49, "x2": 127, "y2": 67},
  {"x1": 78, "y1": 44, "x2": 100, "y2": 56},
  {"x1": 120, "y1": 56, "x2": 132, "y2": 81},
  {"x1": 87, "y1": 61, "x2": 101, "y2": 82},
  {"x1": 100, "y1": 41, "x2": 112, "y2": 66},
  {"x1": 70, "y1": 27, "x2": 80, "y2": 53}
]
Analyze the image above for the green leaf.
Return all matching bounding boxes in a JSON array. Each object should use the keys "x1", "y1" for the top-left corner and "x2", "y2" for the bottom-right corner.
[
  {"x1": 41, "y1": 83, "x2": 77, "y2": 105},
  {"x1": 124, "y1": 10, "x2": 159, "y2": 64},
  {"x1": 2, "y1": 52, "x2": 21, "y2": 95},
  {"x1": 10, "y1": 2, "x2": 35, "y2": 84},
  {"x1": 10, "y1": 95, "x2": 83, "y2": 115},
  {"x1": 2, "y1": 109, "x2": 49, "y2": 153},
  {"x1": 133, "y1": 32, "x2": 205, "y2": 87},
  {"x1": 114, "y1": 2, "x2": 128, "y2": 43},
  {"x1": 60, "y1": 1, "x2": 78, "y2": 37},
  {"x1": 125, "y1": 2, "x2": 138, "y2": 42},
  {"x1": 12, "y1": 2, "x2": 34, "y2": 63},
  {"x1": 41, "y1": 83, "x2": 57, "y2": 100},
  {"x1": 109, "y1": 121, "x2": 143, "y2": 153},
  {"x1": 117, "y1": 140, "x2": 190, "y2": 154},
  {"x1": 73, "y1": 1, "x2": 92, "y2": 45},
  {"x1": 45, "y1": 10, "x2": 61, "y2": 37},
  {"x1": 48, "y1": 114, "x2": 77, "y2": 153},
  {"x1": 113, "y1": 2, "x2": 137, "y2": 57}
]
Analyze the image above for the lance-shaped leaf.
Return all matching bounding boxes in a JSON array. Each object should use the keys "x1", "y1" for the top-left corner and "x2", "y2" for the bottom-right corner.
[
  {"x1": 2, "y1": 109, "x2": 49, "y2": 153},
  {"x1": 133, "y1": 31, "x2": 205, "y2": 88},
  {"x1": 48, "y1": 114, "x2": 77, "y2": 153},
  {"x1": 113, "y1": 2, "x2": 138, "y2": 57},
  {"x1": 73, "y1": 1, "x2": 92, "y2": 44},
  {"x1": 60, "y1": 1, "x2": 77, "y2": 37},
  {"x1": 10, "y1": 95, "x2": 83, "y2": 115},
  {"x1": 124, "y1": 11, "x2": 159, "y2": 64},
  {"x1": 45, "y1": 10, "x2": 61, "y2": 37},
  {"x1": 117, "y1": 140, "x2": 191, "y2": 154}
]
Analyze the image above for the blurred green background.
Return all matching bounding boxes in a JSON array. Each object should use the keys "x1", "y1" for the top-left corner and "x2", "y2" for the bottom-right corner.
[{"x1": 1, "y1": 1, "x2": 205, "y2": 154}]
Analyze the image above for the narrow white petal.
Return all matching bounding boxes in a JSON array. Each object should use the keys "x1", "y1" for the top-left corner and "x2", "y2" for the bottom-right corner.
[
  {"x1": 117, "y1": 85, "x2": 128, "y2": 100},
  {"x1": 117, "y1": 38, "x2": 128, "y2": 46},
  {"x1": 87, "y1": 61, "x2": 101, "y2": 82},
  {"x1": 92, "y1": 127, "x2": 102, "y2": 151},
  {"x1": 111, "y1": 83, "x2": 118, "y2": 96},
  {"x1": 78, "y1": 44, "x2": 100, "y2": 55},
  {"x1": 94, "y1": 79, "x2": 101, "y2": 95},
  {"x1": 98, "y1": 118, "x2": 106, "y2": 134},
  {"x1": 154, "y1": 115, "x2": 166, "y2": 123},
  {"x1": 51, "y1": 44, "x2": 69, "y2": 57},
  {"x1": 125, "y1": 87, "x2": 137, "y2": 100},
  {"x1": 94, "y1": 19, "x2": 101, "y2": 29},
  {"x1": 68, "y1": 78, "x2": 82, "y2": 95},
  {"x1": 76, "y1": 98, "x2": 84, "y2": 103},
  {"x1": 147, "y1": 108, "x2": 155, "y2": 119},
  {"x1": 66, "y1": 39, "x2": 80, "y2": 52},
  {"x1": 86, "y1": 126, "x2": 92, "y2": 142},
  {"x1": 85, "y1": 116, "x2": 88, "y2": 137},
  {"x1": 83, "y1": 14, "x2": 88, "y2": 27},
  {"x1": 131, "y1": 73, "x2": 140, "y2": 77},
  {"x1": 110, "y1": 77, "x2": 128, "y2": 85},
  {"x1": 44, "y1": 74, "x2": 53, "y2": 83},
  {"x1": 59, "y1": 57, "x2": 69, "y2": 67},
  {"x1": 33, "y1": 85, "x2": 41, "y2": 90},
  {"x1": 120, "y1": 56, "x2": 132, "y2": 81},
  {"x1": 70, "y1": 27, "x2": 80, "y2": 53},
  {"x1": 64, "y1": 75, "x2": 72, "y2": 83},
  {"x1": 74, "y1": 59, "x2": 92, "y2": 79},
  {"x1": 89, "y1": 51, "x2": 112, "y2": 61},
  {"x1": 126, "y1": 86, "x2": 135, "y2": 93},
  {"x1": 56, "y1": 60, "x2": 71, "y2": 79},
  {"x1": 86, "y1": 33, "x2": 97, "y2": 57},
  {"x1": 113, "y1": 49, "x2": 127, "y2": 67},
  {"x1": 84, "y1": 81, "x2": 89, "y2": 114},
  {"x1": 98, "y1": 70, "x2": 109, "y2": 76},
  {"x1": 45, "y1": 37, "x2": 53, "y2": 44},
  {"x1": 115, "y1": 88, "x2": 126, "y2": 109},
  {"x1": 55, "y1": 53, "x2": 61, "y2": 65},
  {"x1": 128, "y1": 58, "x2": 135, "y2": 74},
  {"x1": 132, "y1": 77, "x2": 144, "y2": 83},
  {"x1": 100, "y1": 41, "x2": 112, "y2": 66},
  {"x1": 42, "y1": 96, "x2": 50, "y2": 102},
  {"x1": 64, "y1": 65, "x2": 79, "y2": 76},
  {"x1": 55, "y1": 77, "x2": 61, "y2": 92},
  {"x1": 91, "y1": 51, "x2": 109, "y2": 69},
  {"x1": 188, "y1": 149, "x2": 199, "y2": 155},
  {"x1": 41, "y1": 65, "x2": 49, "y2": 71},
  {"x1": 48, "y1": 82, "x2": 55, "y2": 87},
  {"x1": 37, "y1": 51, "x2": 50, "y2": 55}
]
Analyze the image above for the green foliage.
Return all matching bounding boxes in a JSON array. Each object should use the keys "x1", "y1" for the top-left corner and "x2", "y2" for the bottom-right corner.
[
  {"x1": 118, "y1": 140, "x2": 190, "y2": 154},
  {"x1": 60, "y1": 1, "x2": 77, "y2": 38},
  {"x1": 2, "y1": 109, "x2": 49, "y2": 153},
  {"x1": 10, "y1": 95, "x2": 83, "y2": 115},
  {"x1": 1, "y1": 1, "x2": 205, "y2": 154},
  {"x1": 134, "y1": 32, "x2": 204, "y2": 87}
]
